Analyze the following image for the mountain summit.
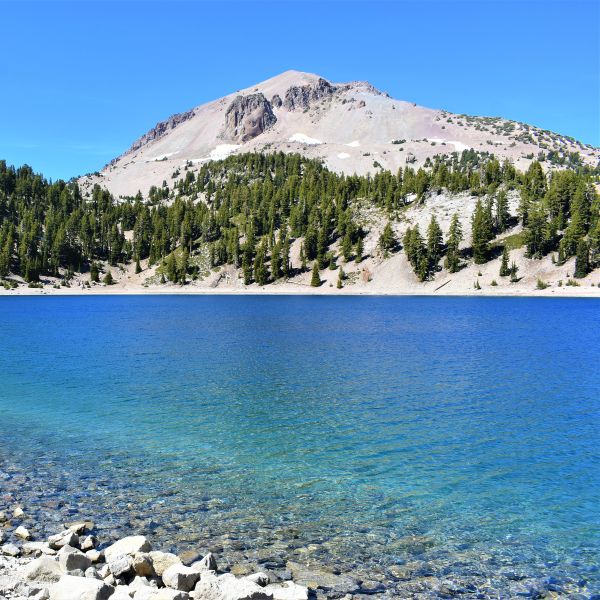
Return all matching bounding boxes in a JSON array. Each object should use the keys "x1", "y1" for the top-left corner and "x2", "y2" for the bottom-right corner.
[{"x1": 80, "y1": 70, "x2": 599, "y2": 198}]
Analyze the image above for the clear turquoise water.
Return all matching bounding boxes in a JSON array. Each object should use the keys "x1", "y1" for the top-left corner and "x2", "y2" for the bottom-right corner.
[{"x1": 0, "y1": 296, "x2": 599, "y2": 596}]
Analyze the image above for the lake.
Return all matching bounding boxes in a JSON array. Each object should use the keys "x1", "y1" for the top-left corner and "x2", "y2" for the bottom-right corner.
[{"x1": 1, "y1": 296, "x2": 599, "y2": 597}]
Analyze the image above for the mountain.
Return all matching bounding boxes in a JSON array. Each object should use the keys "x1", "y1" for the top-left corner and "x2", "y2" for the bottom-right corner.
[{"x1": 79, "y1": 70, "x2": 599, "y2": 199}]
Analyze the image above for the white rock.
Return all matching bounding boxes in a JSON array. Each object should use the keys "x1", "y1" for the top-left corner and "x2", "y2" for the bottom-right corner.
[
  {"x1": 150, "y1": 590, "x2": 190, "y2": 600},
  {"x1": 48, "y1": 531, "x2": 79, "y2": 550},
  {"x1": 59, "y1": 548, "x2": 92, "y2": 573},
  {"x1": 148, "y1": 551, "x2": 181, "y2": 576},
  {"x1": 245, "y1": 573, "x2": 269, "y2": 587},
  {"x1": 192, "y1": 573, "x2": 273, "y2": 600},
  {"x1": 49, "y1": 574, "x2": 114, "y2": 600},
  {"x1": 2, "y1": 543, "x2": 21, "y2": 556},
  {"x1": 97, "y1": 564, "x2": 111, "y2": 579},
  {"x1": 81, "y1": 536, "x2": 96, "y2": 551},
  {"x1": 85, "y1": 550, "x2": 102, "y2": 563},
  {"x1": 13, "y1": 506, "x2": 25, "y2": 518},
  {"x1": 0, "y1": 511, "x2": 7, "y2": 522},
  {"x1": 22, "y1": 556, "x2": 63, "y2": 583},
  {"x1": 264, "y1": 582, "x2": 308, "y2": 600},
  {"x1": 162, "y1": 564, "x2": 199, "y2": 592},
  {"x1": 15, "y1": 525, "x2": 31, "y2": 540},
  {"x1": 110, "y1": 587, "x2": 134, "y2": 600},
  {"x1": 23, "y1": 542, "x2": 56, "y2": 556},
  {"x1": 190, "y1": 553, "x2": 217, "y2": 574},
  {"x1": 104, "y1": 536, "x2": 152, "y2": 563},
  {"x1": 109, "y1": 556, "x2": 132, "y2": 578}
]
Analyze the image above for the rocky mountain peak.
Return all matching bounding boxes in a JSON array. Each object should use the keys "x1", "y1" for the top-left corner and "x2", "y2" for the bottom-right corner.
[
  {"x1": 283, "y1": 77, "x2": 337, "y2": 111},
  {"x1": 223, "y1": 93, "x2": 277, "y2": 142}
]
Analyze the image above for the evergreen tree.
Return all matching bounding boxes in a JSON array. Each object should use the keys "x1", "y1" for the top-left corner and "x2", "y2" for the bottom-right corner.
[
  {"x1": 444, "y1": 214, "x2": 463, "y2": 273},
  {"x1": 103, "y1": 270, "x2": 113, "y2": 285},
  {"x1": 471, "y1": 199, "x2": 493, "y2": 264},
  {"x1": 379, "y1": 222, "x2": 397, "y2": 253},
  {"x1": 499, "y1": 246, "x2": 510, "y2": 276},
  {"x1": 310, "y1": 261, "x2": 321, "y2": 287},
  {"x1": 254, "y1": 240, "x2": 268, "y2": 286},
  {"x1": 355, "y1": 237, "x2": 364, "y2": 263},
  {"x1": 135, "y1": 258, "x2": 142, "y2": 274},
  {"x1": 495, "y1": 189, "x2": 510, "y2": 233},
  {"x1": 574, "y1": 239, "x2": 590, "y2": 278},
  {"x1": 90, "y1": 262, "x2": 99, "y2": 282},
  {"x1": 426, "y1": 215, "x2": 443, "y2": 271},
  {"x1": 337, "y1": 267, "x2": 344, "y2": 289}
]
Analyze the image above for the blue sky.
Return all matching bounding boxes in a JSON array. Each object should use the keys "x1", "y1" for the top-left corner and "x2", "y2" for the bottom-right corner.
[{"x1": 1, "y1": 0, "x2": 598, "y2": 180}]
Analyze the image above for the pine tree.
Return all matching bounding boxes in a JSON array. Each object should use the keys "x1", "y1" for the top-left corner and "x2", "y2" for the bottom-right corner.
[
  {"x1": 499, "y1": 246, "x2": 510, "y2": 276},
  {"x1": 90, "y1": 262, "x2": 99, "y2": 282},
  {"x1": 135, "y1": 258, "x2": 142, "y2": 274},
  {"x1": 426, "y1": 215, "x2": 443, "y2": 271},
  {"x1": 281, "y1": 236, "x2": 291, "y2": 278},
  {"x1": 495, "y1": 189, "x2": 510, "y2": 233},
  {"x1": 310, "y1": 261, "x2": 321, "y2": 287},
  {"x1": 337, "y1": 267, "x2": 344, "y2": 289},
  {"x1": 444, "y1": 214, "x2": 463, "y2": 273},
  {"x1": 341, "y1": 232, "x2": 353, "y2": 262},
  {"x1": 574, "y1": 239, "x2": 590, "y2": 278},
  {"x1": 379, "y1": 222, "x2": 397, "y2": 253},
  {"x1": 103, "y1": 270, "x2": 113, "y2": 285},
  {"x1": 510, "y1": 261, "x2": 519, "y2": 282},
  {"x1": 254, "y1": 241, "x2": 268, "y2": 286},
  {"x1": 271, "y1": 242, "x2": 282, "y2": 279},
  {"x1": 471, "y1": 199, "x2": 493, "y2": 264},
  {"x1": 355, "y1": 237, "x2": 364, "y2": 263}
]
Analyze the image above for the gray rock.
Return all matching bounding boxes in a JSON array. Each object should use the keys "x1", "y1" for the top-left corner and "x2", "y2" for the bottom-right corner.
[
  {"x1": 283, "y1": 78, "x2": 336, "y2": 111},
  {"x1": 22, "y1": 556, "x2": 63, "y2": 583},
  {"x1": 132, "y1": 554, "x2": 154, "y2": 578},
  {"x1": 2, "y1": 543, "x2": 21, "y2": 557},
  {"x1": 84, "y1": 568, "x2": 100, "y2": 580},
  {"x1": 59, "y1": 549, "x2": 91, "y2": 574},
  {"x1": 190, "y1": 553, "x2": 217, "y2": 574},
  {"x1": 48, "y1": 531, "x2": 79, "y2": 551},
  {"x1": 148, "y1": 552, "x2": 180, "y2": 577},
  {"x1": 63, "y1": 522, "x2": 93, "y2": 535},
  {"x1": 271, "y1": 95, "x2": 282, "y2": 109},
  {"x1": 223, "y1": 94, "x2": 277, "y2": 142},
  {"x1": 109, "y1": 556, "x2": 132, "y2": 578},
  {"x1": 162, "y1": 564, "x2": 199, "y2": 592},
  {"x1": 0, "y1": 511, "x2": 7, "y2": 522},
  {"x1": 31, "y1": 588, "x2": 50, "y2": 600},
  {"x1": 49, "y1": 575, "x2": 114, "y2": 600},
  {"x1": 104, "y1": 536, "x2": 151, "y2": 563}
]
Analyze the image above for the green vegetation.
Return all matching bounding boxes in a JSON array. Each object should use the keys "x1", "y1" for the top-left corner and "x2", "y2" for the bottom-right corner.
[{"x1": 0, "y1": 152, "x2": 597, "y2": 288}]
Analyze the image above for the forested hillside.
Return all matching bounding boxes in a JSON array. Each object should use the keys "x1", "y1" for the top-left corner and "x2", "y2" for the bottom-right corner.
[{"x1": 0, "y1": 151, "x2": 598, "y2": 291}]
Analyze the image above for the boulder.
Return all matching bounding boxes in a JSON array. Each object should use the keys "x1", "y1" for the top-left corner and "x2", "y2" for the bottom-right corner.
[
  {"x1": 132, "y1": 554, "x2": 155, "y2": 578},
  {"x1": 22, "y1": 556, "x2": 63, "y2": 583},
  {"x1": 150, "y1": 590, "x2": 190, "y2": 600},
  {"x1": 190, "y1": 553, "x2": 217, "y2": 574},
  {"x1": 85, "y1": 550, "x2": 102, "y2": 564},
  {"x1": 162, "y1": 564, "x2": 199, "y2": 592},
  {"x1": 148, "y1": 552, "x2": 181, "y2": 577},
  {"x1": 0, "y1": 511, "x2": 7, "y2": 522},
  {"x1": 192, "y1": 573, "x2": 273, "y2": 600},
  {"x1": 2, "y1": 543, "x2": 21, "y2": 556},
  {"x1": 81, "y1": 536, "x2": 96, "y2": 551},
  {"x1": 110, "y1": 587, "x2": 133, "y2": 600},
  {"x1": 49, "y1": 531, "x2": 79, "y2": 550},
  {"x1": 264, "y1": 582, "x2": 308, "y2": 600},
  {"x1": 64, "y1": 521, "x2": 94, "y2": 535},
  {"x1": 85, "y1": 568, "x2": 101, "y2": 580},
  {"x1": 104, "y1": 536, "x2": 151, "y2": 563},
  {"x1": 49, "y1": 575, "x2": 114, "y2": 600},
  {"x1": 13, "y1": 506, "x2": 25, "y2": 518},
  {"x1": 245, "y1": 573, "x2": 269, "y2": 587},
  {"x1": 59, "y1": 549, "x2": 92, "y2": 574},
  {"x1": 15, "y1": 525, "x2": 31, "y2": 540},
  {"x1": 109, "y1": 556, "x2": 132, "y2": 578},
  {"x1": 23, "y1": 542, "x2": 56, "y2": 556}
]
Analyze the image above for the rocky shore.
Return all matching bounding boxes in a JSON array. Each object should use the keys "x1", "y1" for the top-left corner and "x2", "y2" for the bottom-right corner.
[{"x1": 0, "y1": 513, "x2": 310, "y2": 600}]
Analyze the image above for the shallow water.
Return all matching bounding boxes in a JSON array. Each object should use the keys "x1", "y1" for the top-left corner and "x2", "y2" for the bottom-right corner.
[{"x1": 0, "y1": 296, "x2": 599, "y2": 597}]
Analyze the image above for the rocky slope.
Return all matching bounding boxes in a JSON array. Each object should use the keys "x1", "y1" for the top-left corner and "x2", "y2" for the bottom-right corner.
[{"x1": 79, "y1": 70, "x2": 599, "y2": 199}]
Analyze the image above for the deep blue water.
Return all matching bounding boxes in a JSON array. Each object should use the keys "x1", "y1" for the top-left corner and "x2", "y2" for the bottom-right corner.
[{"x1": 0, "y1": 296, "x2": 599, "y2": 596}]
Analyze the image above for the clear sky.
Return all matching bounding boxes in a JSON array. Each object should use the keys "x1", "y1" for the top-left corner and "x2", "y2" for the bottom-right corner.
[{"x1": 1, "y1": 0, "x2": 598, "y2": 181}]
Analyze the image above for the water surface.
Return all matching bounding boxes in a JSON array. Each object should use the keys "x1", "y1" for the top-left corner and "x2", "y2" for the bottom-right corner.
[{"x1": 0, "y1": 296, "x2": 598, "y2": 597}]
